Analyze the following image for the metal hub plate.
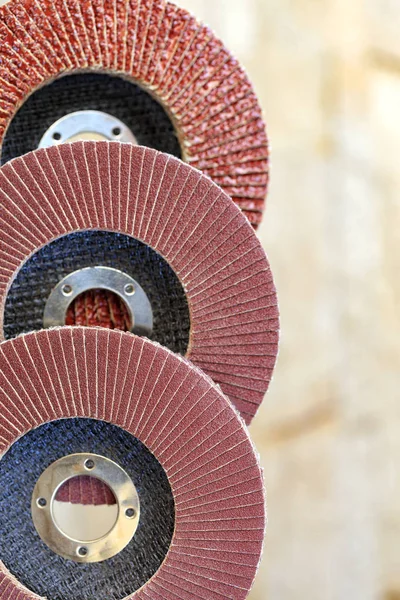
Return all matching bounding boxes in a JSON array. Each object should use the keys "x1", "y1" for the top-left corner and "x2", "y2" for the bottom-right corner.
[
  {"x1": 31, "y1": 453, "x2": 140, "y2": 563},
  {"x1": 38, "y1": 110, "x2": 138, "y2": 148},
  {"x1": 43, "y1": 266, "x2": 153, "y2": 336}
]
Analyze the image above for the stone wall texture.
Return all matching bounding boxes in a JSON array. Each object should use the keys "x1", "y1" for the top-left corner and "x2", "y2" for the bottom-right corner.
[{"x1": 0, "y1": 0, "x2": 398, "y2": 598}]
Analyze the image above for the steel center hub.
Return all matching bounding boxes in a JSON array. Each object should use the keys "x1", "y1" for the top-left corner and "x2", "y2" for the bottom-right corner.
[
  {"x1": 31, "y1": 453, "x2": 140, "y2": 563},
  {"x1": 38, "y1": 110, "x2": 138, "y2": 148}
]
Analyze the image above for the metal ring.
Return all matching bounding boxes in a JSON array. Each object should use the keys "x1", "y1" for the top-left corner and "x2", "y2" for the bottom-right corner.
[
  {"x1": 38, "y1": 110, "x2": 138, "y2": 148},
  {"x1": 43, "y1": 266, "x2": 153, "y2": 336},
  {"x1": 31, "y1": 453, "x2": 140, "y2": 563}
]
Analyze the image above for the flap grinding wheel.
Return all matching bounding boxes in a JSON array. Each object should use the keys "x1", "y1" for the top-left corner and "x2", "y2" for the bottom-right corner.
[
  {"x1": 0, "y1": 141, "x2": 279, "y2": 424},
  {"x1": 0, "y1": 0, "x2": 269, "y2": 227},
  {"x1": 0, "y1": 326, "x2": 265, "y2": 600}
]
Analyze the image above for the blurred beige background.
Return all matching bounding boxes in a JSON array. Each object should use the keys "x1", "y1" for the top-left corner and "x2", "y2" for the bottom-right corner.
[
  {"x1": 0, "y1": 0, "x2": 398, "y2": 598},
  {"x1": 174, "y1": 2, "x2": 400, "y2": 599}
]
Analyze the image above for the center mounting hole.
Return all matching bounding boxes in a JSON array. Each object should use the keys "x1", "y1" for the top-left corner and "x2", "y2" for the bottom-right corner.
[
  {"x1": 65, "y1": 289, "x2": 132, "y2": 332},
  {"x1": 53, "y1": 475, "x2": 118, "y2": 542}
]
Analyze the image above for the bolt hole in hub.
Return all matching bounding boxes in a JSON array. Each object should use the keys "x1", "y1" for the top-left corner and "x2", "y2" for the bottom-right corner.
[{"x1": 31, "y1": 453, "x2": 140, "y2": 563}]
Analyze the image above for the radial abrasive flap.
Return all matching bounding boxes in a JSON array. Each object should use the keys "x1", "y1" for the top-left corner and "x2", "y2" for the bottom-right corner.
[
  {"x1": 0, "y1": 0, "x2": 269, "y2": 226},
  {"x1": 0, "y1": 326, "x2": 266, "y2": 600},
  {"x1": 0, "y1": 141, "x2": 279, "y2": 423}
]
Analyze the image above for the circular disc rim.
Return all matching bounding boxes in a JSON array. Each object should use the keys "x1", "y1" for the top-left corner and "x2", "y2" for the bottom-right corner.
[
  {"x1": 0, "y1": 0, "x2": 269, "y2": 226},
  {"x1": 0, "y1": 326, "x2": 265, "y2": 600},
  {"x1": 0, "y1": 141, "x2": 279, "y2": 423}
]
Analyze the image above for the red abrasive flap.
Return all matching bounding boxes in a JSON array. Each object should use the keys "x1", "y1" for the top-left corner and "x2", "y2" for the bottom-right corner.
[
  {"x1": 0, "y1": 141, "x2": 279, "y2": 423},
  {"x1": 0, "y1": 326, "x2": 265, "y2": 600},
  {"x1": 0, "y1": 0, "x2": 269, "y2": 226}
]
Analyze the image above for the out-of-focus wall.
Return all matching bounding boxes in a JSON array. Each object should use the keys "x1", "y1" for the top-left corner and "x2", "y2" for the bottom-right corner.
[{"x1": 174, "y1": 2, "x2": 400, "y2": 599}]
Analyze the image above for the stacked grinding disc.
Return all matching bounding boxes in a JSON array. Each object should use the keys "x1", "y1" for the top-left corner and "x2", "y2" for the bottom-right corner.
[
  {"x1": 0, "y1": 328, "x2": 266, "y2": 600},
  {"x1": 0, "y1": 0, "x2": 269, "y2": 227},
  {"x1": 0, "y1": 2, "x2": 279, "y2": 599},
  {"x1": 0, "y1": 141, "x2": 279, "y2": 424}
]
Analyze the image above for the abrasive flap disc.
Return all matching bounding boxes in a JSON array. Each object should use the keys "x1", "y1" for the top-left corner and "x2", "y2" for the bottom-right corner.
[
  {"x1": 0, "y1": 141, "x2": 279, "y2": 423},
  {"x1": 0, "y1": 326, "x2": 266, "y2": 600},
  {"x1": 0, "y1": 0, "x2": 269, "y2": 227}
]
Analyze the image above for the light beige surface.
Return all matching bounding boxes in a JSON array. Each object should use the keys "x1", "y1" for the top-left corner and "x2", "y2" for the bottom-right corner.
[{"x1": 175, "y1": 2, "x2": 399, "y2": 599}]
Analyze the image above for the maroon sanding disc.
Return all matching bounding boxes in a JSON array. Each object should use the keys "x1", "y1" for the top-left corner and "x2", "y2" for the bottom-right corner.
[
  {"x1": 0, "y1": 326, "x2": 265, "y2": 599},
  {"x1": 0, "y1": 0, "x2": 269, "y2": 227},
  {"x1": 0, "y1": 141, "x2": 279, "y2": 424}
]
